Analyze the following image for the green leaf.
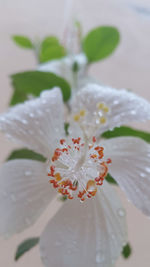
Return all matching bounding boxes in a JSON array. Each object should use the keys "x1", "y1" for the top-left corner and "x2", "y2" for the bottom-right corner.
[
  {"x1": 15, "y1": 237, "x2": 39, "y2": 261},
  {"x1": 41, "y1": 36, "x2": 60, "y2": 48},
  {"x1": 12, "y1": 35, "x2": 33, "y2": 49},
  {"x1": 102, "y1": 126, "x2": 150, "y2": 143},
  {"x1": 7, "y1": 148, "x2": 46, "y2": 162},
  {"x1": 122, "y1": 243, "x2": 132, "y2": 259},
  {"x1": 83, "y1": 26, "x2": 120, "y2": 62},
  {"x1": 10, "y1": 71, "x2": 71, "y2": 105},
  {"x1": 64, "y1": 123, "x2": 69, "y2": 136},
  {"x1": 39, "y1": 36, "x2": 66, "y2": 63},
  {"x1": 105, "y1": 173, "x2": 117, "y2": 185}
]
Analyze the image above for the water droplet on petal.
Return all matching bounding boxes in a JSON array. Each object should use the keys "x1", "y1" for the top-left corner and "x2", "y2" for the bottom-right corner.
[
  {"x1": 146, "y1": 167, "x2": 150, "y2": 173},
  {"x1": 96, "y1": 252, "x2": 104, "y2": 263},
  {"x1": 29, "y1": 113, "x2": 35, "y2": 118},
  {"x1": 140, "y1": 172, "x2": 146, "y2": 177},
  {"x1": 25, "y1": 170, "x2": 32, "y2": 176},
  {"x1": 117, "y1": 208, "x2": 126, "y2": 217},
  {"x1": 22, "y1": 119, "x2": 28, "y2": 125},
  {"x1": 130, "y1": 110, "x2": 136, "y2": 115}
]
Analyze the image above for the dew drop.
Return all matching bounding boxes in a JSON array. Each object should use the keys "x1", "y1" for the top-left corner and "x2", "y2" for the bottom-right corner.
[
  {"x1": 130, "y1": 110, "x2": 136, "y2": 115},
  {"x1": 117, "y1": 208, "x2": 126, "y2": 217},
  {"x1": 25, "y1": 170, "x2": 32, "y2": 176},
  {"x1": 140, "y1": 172, "x2": 146, "y2": 177},
  {"x1": 22, "y1": 119, "x2": 28, "y2": 125},
  {"x1": 146, "y1": 167, "x2": 150, "y2": 173},
  {"x1": 113, "y1": 100, "x2": 119, "y2": 105},
  {"x1": 29, "y1": 113, "x2": 35, "y2": 118},
  {"x1": 96, "y1": 252, "x2": 104, "y2": 263}
]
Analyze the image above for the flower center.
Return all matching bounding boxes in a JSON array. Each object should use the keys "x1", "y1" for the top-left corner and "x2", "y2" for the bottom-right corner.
[
  {"x1": 73, "y1": 102, "x2": 110, "y2": 139},
  {"x1": 48, "y1": 136, "x2": 111, "y2": 202}
]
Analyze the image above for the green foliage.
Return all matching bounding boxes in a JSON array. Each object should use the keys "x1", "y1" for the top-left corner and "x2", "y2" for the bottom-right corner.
[
  {"x1": 122, "y1": 243, "x2": 132, "y2": 259},
  {"x1": 83, "y1": 26, "x2": 120, "y2": 62},
  {"x1": 102, "y1": 126, "x2": 150, "y2": 143},
  {"x1": 10, "y1": 71, "x2": 71, "y2": 105},
  {"x1": 39, "y1": 36, "x2": 66, "y2": 63},
  {"x1": 15, "y1": 237, "x2": 39, "y2": 261},
  {"x1": 64, "y1": 123, "x2": 69, "y2": 136},
  {"x1": 105, "y1": 173, "x2": 117, "y2": 185},
  {"x1": 7, "y1": 148, "x2": 46, "y2": 162},
  {"x1": 12, "y1": 35, "x2": 33, "y2": 49}
]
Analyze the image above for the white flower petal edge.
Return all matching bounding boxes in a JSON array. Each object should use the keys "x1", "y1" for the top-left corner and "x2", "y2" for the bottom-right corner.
[
  {"x1": 38, "y1": 53, "x2": 89, "y2": 90},
  {"x1": 71, "y1": 84, "x2": 150, "y2": 137},
  {"x1": 102, "y1": 137, "x2": 150, "y2": 216},
  {"x1": 40, "y1": 181, "x2": 127, "y2": 267},
  {"x1": 0, "y1": 159, "x2": 56, "y2": 237},
  {"x1": 0, "y1": 88, "x2": 65, "y2": 158}
]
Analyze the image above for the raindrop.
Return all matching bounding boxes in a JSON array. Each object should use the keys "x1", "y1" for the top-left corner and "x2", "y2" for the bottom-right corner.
[
  {"x1": 25, "y1": 170, "x2": 32, "y2": 176},
  {"x1": 96, "y1": 252, "x2": 104, "y2": 263},
  {"x1": 130, "y1": 110, "x2": 136, "y2": 115},
  {"x1": 29, "y1": 113, "x2": 35, "y2": 118},
  {"x1": 113, "y1": 100, "x2": 119, "y2": 105},
  {"x1": 140, "y1": 172, "x2": 146, "y2": 178},
  {"x1": 42, "y1": 99, "x2": 47, "y2": 104},
  {"x1": 146, "y1": 167, "x2": 150, "y2": 173},
  {"x1": 117, "y1": 208, "x2": 126, "y2": 217},
  {"x1": 22, "y1": 119, "x2": 28, "y2": 125}
]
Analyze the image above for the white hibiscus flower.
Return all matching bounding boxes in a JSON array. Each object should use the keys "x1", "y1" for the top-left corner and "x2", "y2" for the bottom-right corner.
[
  {"x1": 38, "y1": 53, "x2": 91, "y2": 91},
  {"x1": 0, "y1": 84, "x2": 150, "y2": 266}
]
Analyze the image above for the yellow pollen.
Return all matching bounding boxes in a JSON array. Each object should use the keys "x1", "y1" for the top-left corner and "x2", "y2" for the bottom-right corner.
[
  {"x1": 103, "y1": 106, "x2": 109, "y2": 113},
  {"x1": 74, "y1": 114, "x2": 80, "y2": 121},
  {"x1": 80, "y1": 109, "x2": 86, "y2": 117},
  {"x1": 100, "y1": 116, "x2": 106, "y2": 124},
  {"x1": 97, "y1": 102, "x2": 105, "y2": 110},
  {"x1": 54, "y1": 173, "x2": 62, "y2": 181},
  {"x1": 86, "y1": 180, "x2": 97, "y2": 196}
]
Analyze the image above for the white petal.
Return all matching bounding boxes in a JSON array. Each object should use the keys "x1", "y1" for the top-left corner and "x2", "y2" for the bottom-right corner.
[
  {"x1": 38, "y1": 53, "x2": 88, "y2": 89},
  {"x1": 0, "y1": 159, "x2": 55, "y2": 237},
  {"x1": 0, "y1": 88, "x2": 65, "y2": 157},
  {"x1": 40, "y1": 181, "x2": 127, "y2": 267},
  {"x1": 102, "y1": 137, "x2": 150, "y2": 216},
  {"x1": 72, "y1": 84, "x2": 150, "y2": 135}
]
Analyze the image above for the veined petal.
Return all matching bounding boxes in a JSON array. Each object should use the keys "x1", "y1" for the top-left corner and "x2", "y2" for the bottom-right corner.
[
  {"x1": 0, "y1": 159, "x2": 55, "y2": 237},
  {"x1": 0, "y1": 88, "x2": 65, "y2": 157},
  {"x1": 40, "y1": 181, "x2": 127, "y2": 267},
  {"x1": 71, "y1": 84, "x2": 150, "y2": 136},
  {"x1": 102, "y1": 137, "x2": 150, "y2": 216}
]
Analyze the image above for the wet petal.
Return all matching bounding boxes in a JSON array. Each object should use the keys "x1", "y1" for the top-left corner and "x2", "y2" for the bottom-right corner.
[
  {"x1": 71, "y1": 84, "x2": 150, "y2": 136},
  {"x1": 103, "y1": 137, "x2": 150, "y2": 216},
  {"x1": 40, "y1": 181, "x2": 127, "y2": 267},
  {"x1": 0, "y1": 159, "x2": 55, "y2": 237},
  {"x1": 0, "y1": 88, "x2": 65, "y2": 157}
]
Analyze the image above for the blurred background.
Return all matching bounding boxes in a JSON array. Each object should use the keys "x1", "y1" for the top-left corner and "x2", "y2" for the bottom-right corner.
[{"x1": 0, "y1": 0, "x2": 150, "y2": 266}]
